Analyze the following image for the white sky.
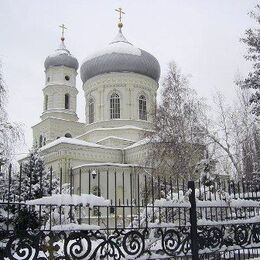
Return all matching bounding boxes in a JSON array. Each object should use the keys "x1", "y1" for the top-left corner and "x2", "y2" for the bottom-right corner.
[{"x1": 0, "y1": 0, "x2": 258, "y2": 154}]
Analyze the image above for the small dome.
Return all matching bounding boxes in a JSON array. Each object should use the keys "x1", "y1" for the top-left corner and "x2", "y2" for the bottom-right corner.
[
  {"x1": 80, "y1": 30, "x2": 160, "y2": 83},
  {"x1": 44, "y1": 41, "x2": 79, "y2": 71}
]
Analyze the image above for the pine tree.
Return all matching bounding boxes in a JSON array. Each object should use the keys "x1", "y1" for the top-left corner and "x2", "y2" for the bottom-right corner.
[
  {"x1": 239, "y1": 5, "x2": 260, "y2": 116},
  {"x1": 0, "y1": 148, "x2": 59, "y2": 231},
  {"x1": 21, "y1": 148, "x2": 59, "y2": 201},
  {"x1": 13, "y1": 148, "x2": 59, "y2": 231}
]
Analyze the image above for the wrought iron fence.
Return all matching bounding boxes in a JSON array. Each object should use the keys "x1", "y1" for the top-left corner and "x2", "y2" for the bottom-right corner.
[{"x1": 0, "y1": 165, "x2": 260, "y2": 259}]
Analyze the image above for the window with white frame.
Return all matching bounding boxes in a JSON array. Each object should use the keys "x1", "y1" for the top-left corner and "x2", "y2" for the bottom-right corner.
[
  {"x1": 89, "y1": 97, "x2": 95, "y2": 123},
  {"x1": 139, "y1": 95, "x2": 147, "y2": 120},
  {"x1": 110, "y1": 93, "x2": 120, "y2": 119}
]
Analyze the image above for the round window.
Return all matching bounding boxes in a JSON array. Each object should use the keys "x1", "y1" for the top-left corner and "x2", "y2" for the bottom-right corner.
[{"x1": 65, "y1": 75, "x2": 70, "y2": 81}]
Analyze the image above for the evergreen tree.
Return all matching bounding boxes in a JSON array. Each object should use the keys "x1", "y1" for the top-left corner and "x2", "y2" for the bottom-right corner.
[
  {"x1": 239, "y1": 5, "x2": 260, "y2": 116},
  {"x1": 0, "y1": 148, "x2": 59, "y2": 231},
  {"x1": 195, "y1": 157, "x2": 217, "y2": 188},
  {"x1": 21, "y1": 147, "x2": 59, "y2": 201}
]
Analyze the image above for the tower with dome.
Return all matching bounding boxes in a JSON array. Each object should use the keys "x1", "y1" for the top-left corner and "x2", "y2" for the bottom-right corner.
[{"x1": 31, "y1": 14, "x2": 160, "y2": 195}]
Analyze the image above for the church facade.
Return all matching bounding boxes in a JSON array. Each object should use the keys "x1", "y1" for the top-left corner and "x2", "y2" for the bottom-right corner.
[{"x1": 32, "y1": 22, "x2": 160, "y2": 197}]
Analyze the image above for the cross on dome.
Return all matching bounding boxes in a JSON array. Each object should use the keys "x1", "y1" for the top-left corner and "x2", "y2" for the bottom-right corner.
[
  {"x1": 115, "y1": 7, "x2": 125, "y2": 29},
  {"x1": 59, "y1": 24, "x2": 67, "y2": 42},
  {"x1": 44, "y1": 23, "x2": 79, "y2": 71}
]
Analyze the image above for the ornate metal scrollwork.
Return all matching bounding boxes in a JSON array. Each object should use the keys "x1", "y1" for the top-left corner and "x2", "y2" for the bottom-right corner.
[
  {"x1": 198, "y1": 226, "x2": 223, "y2": 250},
  {"x1": 233, "y1": 224, "x2": 250, "y2": 246},
  {"x1": 5, "y1": 232, "x2": 41, "y2": 260},
  {"x1": 64, "y1": 231, "x2": 92, "y2": 259},
  {"x1": 197, "y1": 223, "x2": 260, "y2": 254},
  {"x1": 161, "y1": 229, "x2": 181, "y2": 255},
  {"x1": 252, "y1": 223, "x2": 260, "y2": 243},
  {"x1": 122, "y1": 230, "x2": 145, "y2": 257},
  {"x1": 2, "y1": 227, "x2": 192, "y2": 259},
  {"x1": 91, "y1": 229, "x2": 124, "y2": 260},
  {"x1": 4, "y1": 223, "x2": 259, "y2": 259},
  {"x1": 155, "y1": 227, "x2": 191, "y2": 257}
]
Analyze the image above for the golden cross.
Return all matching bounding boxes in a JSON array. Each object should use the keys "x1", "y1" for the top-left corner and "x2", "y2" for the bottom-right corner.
[
  {"x1": 59, "y1": 24, "x2": 67, "y2": 40},
  {"x1": 115, "y1": 8, "x2": 125, "y2": 23}
]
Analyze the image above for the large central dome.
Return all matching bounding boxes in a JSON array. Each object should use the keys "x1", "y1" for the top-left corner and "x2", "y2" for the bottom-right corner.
[{"x1": 80, "y1": 29, "x2": 160, "y2": 83}]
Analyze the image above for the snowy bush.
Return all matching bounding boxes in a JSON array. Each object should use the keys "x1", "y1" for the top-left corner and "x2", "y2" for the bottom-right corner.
[{"x1": 0, "y1": 148, "x2": 60, "y2": 231}]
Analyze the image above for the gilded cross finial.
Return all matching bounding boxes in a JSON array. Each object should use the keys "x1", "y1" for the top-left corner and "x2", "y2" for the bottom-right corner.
[
  {"x1": 115, "y1": 8, "x2": 125, "y2": 28},
  {"x1": 59, "y1": 24, "x2": 67, "y2": 41}
]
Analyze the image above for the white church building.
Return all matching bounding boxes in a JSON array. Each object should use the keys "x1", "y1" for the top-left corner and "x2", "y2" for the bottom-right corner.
[{"x1": 31, "y1": 20, "x2": 160, "y2": 198}]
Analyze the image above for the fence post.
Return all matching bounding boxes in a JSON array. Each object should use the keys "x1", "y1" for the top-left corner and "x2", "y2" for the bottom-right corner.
[{"x1": 188, "y1": 181, "x2": 199, "y2": 259}]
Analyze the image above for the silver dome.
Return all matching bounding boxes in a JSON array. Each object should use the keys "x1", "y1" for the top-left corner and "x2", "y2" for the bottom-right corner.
[
  {"x1": 44, "y1": 41, "x2": 79, "y2": 70},
  {"x1": 80, "y1": 30, "x2": 160, "y2": 83}
]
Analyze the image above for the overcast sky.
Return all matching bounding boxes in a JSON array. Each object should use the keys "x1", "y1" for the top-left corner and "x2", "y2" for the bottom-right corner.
[{"x1": 0, "y1": 0, "x2": 258, "y2": 154}]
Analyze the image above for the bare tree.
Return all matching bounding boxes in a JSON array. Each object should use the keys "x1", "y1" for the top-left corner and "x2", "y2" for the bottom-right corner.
[
  {"x1": 146, "y1": 62, "x2": 207, "y2": 181},
  {"x1": 0, "y1": 62, "x2": 23, "y2": 169},
  {"x1": 205, "y1": 86, "x2": 259, "y2": 180}
]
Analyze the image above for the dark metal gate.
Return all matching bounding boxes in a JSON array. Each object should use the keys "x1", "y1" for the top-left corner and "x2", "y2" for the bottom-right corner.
[{"x1": 0, "y1": 165, "x2": 260, "y2": 259}]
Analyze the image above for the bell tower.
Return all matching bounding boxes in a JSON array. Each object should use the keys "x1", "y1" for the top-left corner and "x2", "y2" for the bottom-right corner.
[
  {"x1": 42, "y1": 24, "x2": 79, "y2": 121},
  {"x1": 32, "y1": 25, "x2": 84, "y2": 147}
]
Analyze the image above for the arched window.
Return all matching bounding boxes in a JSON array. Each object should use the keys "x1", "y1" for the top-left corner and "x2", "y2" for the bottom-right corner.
[
  {"x1": 44, "y1": 95, "x2": 48, "y2": 110},
  {"x1": 65, "y1": 94, "x2": 70, "y2": 109},
  {"x1": 110, "y1": 93, "x2": 120, "y2": 119},
  {"x1": 65, "y1": 133, "x2": 72, "y2": 138},
  {"x1": 139, "y1": 95, "x2": 147, "y2": 120},
  {"x1": 39, "y1": 135, "x2": 43, "y2": 148},
  {"x1": 89, "y1": 97, "x2": 94, "y2": 124}
]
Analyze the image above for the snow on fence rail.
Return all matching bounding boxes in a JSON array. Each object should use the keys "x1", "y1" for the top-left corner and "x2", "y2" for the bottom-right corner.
[{"x1": 26, "y1": 193, "x2": 110, "y2": 207}]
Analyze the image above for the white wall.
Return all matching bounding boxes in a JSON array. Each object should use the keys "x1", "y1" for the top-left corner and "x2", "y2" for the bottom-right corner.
[{"x1": 83, "y1": 72, "x2": 158, "y2": 125}]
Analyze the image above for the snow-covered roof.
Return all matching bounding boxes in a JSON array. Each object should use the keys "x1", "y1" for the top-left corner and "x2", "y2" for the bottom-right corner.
[
  {"x1": 124, "y1": 137, "x2": 150, "y2": 150},
  {"x1": 40, "y1": 137, "x2": 119, "y2": 151},
  {"x1": 80, "y1": 29, "x2": 160, "y2": 83},
  {"x1": 96, "y1": 136, "x2": 135, "y2": 143},
  {"x1": 86, "y1": 37, "x2": 141, "y2": 60},
  {"x1": 76, "y1": 125, "x2": 149, "y2": 139},
  {"x1": 32, "y1": 116, "x2": 85, "y2": 128},
  {"x1": 72, "y1": 162, "x2": 145, "y2": 170},
  {"x1": 44, "y1": 40, "x2": 79, "y2": 70}
]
